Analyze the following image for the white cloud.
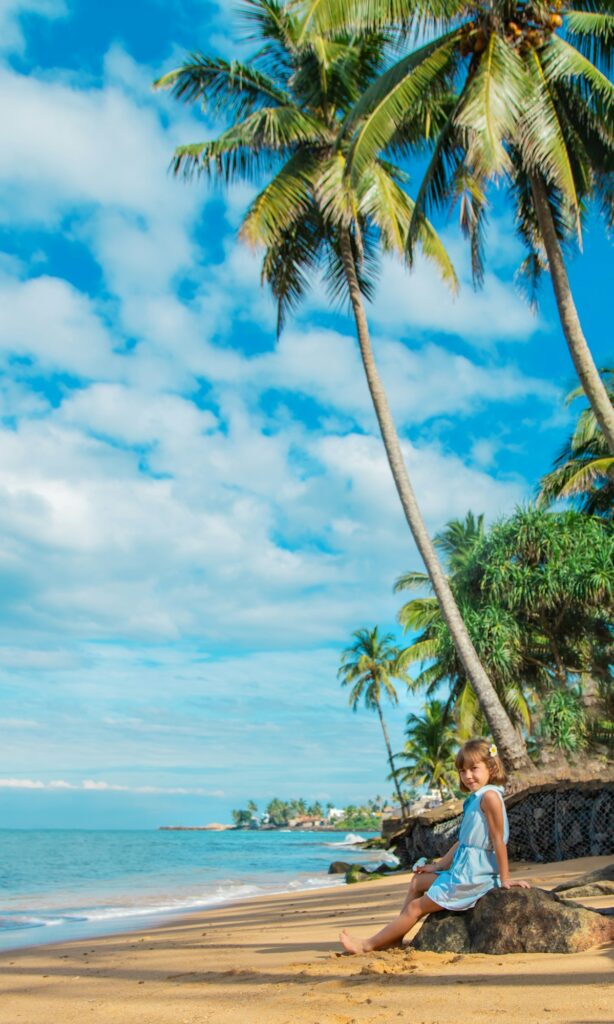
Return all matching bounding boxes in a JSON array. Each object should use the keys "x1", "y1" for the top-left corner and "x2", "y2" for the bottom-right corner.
[
  {"x1": 368, "y1": 249, "x2": 538, "y2": 345},
  {"x1": 0, "y1": 777, "x2": 222, "y2": 794},
  {"x1": 0, "y1": 40, "x2": 561, "y2": 810},
  {"x1": 0, "y1": 0, "x2": 66, "y2": 55}
]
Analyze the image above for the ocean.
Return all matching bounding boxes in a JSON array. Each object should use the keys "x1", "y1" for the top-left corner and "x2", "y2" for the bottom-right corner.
[{"x1": 0, "y1": 828, "x2": 389, "y2": 952}]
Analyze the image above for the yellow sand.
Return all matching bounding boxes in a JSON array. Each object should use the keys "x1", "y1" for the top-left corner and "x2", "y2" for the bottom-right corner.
[{"x1": 0, "y1": 854, "x2": 612, "y2": 1024}]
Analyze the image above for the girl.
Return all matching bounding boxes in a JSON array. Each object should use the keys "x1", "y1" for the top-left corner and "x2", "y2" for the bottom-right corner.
[{"x1": 340, "y1": 737, "x2": 530, "y2": 954}]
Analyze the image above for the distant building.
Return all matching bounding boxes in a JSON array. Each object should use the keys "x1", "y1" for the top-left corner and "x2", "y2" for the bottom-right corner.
[
  {"x1": 326, "y1": 807, "x2": 345, "y2": 821},
  {"x1": 408, "y1": 789, "x2": 443, "y2": 815},
  {"x1": 287, "y1": 815, "x2": 327, "y2": 829}
]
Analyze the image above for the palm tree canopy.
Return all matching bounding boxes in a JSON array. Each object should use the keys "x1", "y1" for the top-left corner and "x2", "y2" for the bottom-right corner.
[
  {"x1": 393, "y1": 698, "x2": 458, "y2": 794},
  {"x1": 155, "y1": 0, "x2": 457, "y2": 333},
  {"x1": 538, "y1": 369, "x2": 614, "y2": 517},
  {"x1": 338, "y1": 625, "x2": 409, "y2": 709},
  {"x1": 297, "y1": 0, "x2": 614, "y2": 283}
]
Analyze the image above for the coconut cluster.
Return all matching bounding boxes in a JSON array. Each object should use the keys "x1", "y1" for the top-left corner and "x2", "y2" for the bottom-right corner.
[{"x1": 459, "y1": 2, "x2": 565, "y2": 56}]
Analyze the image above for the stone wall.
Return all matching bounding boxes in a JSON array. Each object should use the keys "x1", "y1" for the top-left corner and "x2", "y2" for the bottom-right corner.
[{"x1": 391, "y1": 769, "x2": 614, "y2": 866}]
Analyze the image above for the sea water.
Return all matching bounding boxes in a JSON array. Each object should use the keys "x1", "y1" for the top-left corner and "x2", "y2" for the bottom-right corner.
[{"x1": 0, "y1": 828, "x2": 386, "y2": 951}]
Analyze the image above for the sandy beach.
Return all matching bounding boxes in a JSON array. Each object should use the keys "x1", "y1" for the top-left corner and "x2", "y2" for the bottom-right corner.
[{"x1": 0, "y1": 854, "x2": 611, "y2": 1024}]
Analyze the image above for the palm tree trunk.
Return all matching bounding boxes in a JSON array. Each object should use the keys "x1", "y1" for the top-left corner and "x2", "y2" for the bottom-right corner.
[
  {"x1": 339, "y1": 228, "x2": 532, "y2": 773},
  {"x1": 375, "y1": 698, "x2": 407, "y2": 816},
  {"x1": 531, "y1": 175, "x2": 614, "y2": 455}
]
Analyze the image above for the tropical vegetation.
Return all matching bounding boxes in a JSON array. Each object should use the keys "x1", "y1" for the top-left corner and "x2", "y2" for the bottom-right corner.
[
  {"x1": 396, "y1": 507, "x2": 613, "y2": 743},
  {"x1": 156, "y1": 0, "x2": 535, "y2": 772},
  {"x1": 230, "y1": 796, "x2": 385, "y2": 829}
]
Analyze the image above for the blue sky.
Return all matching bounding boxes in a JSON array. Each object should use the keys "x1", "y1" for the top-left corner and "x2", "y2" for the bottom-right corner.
[{"x1": 0, "y1": 0, "x2": 610, "y2": 828}]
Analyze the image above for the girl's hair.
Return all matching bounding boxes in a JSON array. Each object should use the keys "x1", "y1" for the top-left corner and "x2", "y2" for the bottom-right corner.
[{"x1": 455, "y1": 738, "x2": 507, "y2": 792}]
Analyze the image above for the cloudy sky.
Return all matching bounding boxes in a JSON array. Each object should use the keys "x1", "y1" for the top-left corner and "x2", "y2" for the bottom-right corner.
[{"x1": 0, "y1": 0, "x2": 610, "y2": 828}]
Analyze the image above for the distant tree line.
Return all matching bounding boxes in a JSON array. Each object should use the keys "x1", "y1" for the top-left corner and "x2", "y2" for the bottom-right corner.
[{"x1": 231, "y1": 797, "x2": 389, "y2": 830}]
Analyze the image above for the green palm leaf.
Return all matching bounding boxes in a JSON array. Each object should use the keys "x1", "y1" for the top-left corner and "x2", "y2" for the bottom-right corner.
[
  {"x1": 519, "y1": 47, "x2": 580, "y2": 216},
  {"x1": 345, "y1": 32, "x2": 460, "y2": 178},
  {"x1": 241, "y1": 149, "x2": 320, "y2": 247},
  {"x1": 154, "y1": 55, "x2": 291, "y2": 114},
  {"x1": 565, "y1": 11, "x2": 614, "y2": 73},
  {"x1": 171, "y1": 106, "x2": 330, "y2": 182},
  {"x1": 454, "y1": 33, "x2": 526, "y2": 177},
  {"x1": 541, "y1": 35, "x2": 614, "y2": 110}
]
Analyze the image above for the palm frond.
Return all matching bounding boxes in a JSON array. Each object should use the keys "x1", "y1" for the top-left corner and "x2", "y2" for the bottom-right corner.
[
  {"x1": 154, "y1": 54, "x2": 290, "y2": 116},
  {"x1": 171, "y1": 106, "x2": 329, "y2": 182},
  {"x1": 448, "y1": 166, "x2": 488, "y2": 285},
  {"x1": 541, "y1": 35, "x2": 614, "y2": 111},
  {"x1": 294, "y1": 0, "x2": 465, "y2": 38},
  {"x1": 394, "y1": 569, "x2": 430, "y2": 592},
  {"x1": 261, "y1": 213, "x2": 324, "y2": 333},
  {"x1": 398, "y1": 597, "x2": 441, "y2": 631},
  {"x1": 519, "y1": 47, "x2": 580, "y2": 221},
  {"x1": 345, "y1": 32, "x2": 460, "y2": 178},
  {"x1": 454, "y1": 33, "x2": 526, "y2": 178},
  {"x1": 565, "y1": 11, "x2": 614, "y2": 74},
  {"x1": 241, "y1": 148, "x2": 320, "y2": 247}
]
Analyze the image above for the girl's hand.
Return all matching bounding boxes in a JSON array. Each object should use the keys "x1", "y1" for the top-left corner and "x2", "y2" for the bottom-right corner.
[
  {"x1": 414, "y1": 862, "x2": 435, "y2": 873},
  {"x1": 501, "y1": 879, "x2": 531, "y2": 889}
]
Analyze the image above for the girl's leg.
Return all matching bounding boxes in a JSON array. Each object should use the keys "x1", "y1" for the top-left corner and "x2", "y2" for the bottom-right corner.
[
  {"x1": 340, "y1": 892, "x2": 442, "y2": 955},
  {"x1": 400, "y1": 870, "x2": 439, "y2": 912}
]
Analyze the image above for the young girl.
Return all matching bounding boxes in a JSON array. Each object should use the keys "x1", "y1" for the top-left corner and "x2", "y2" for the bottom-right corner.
[{"x1": 340, "y1": 737, "x2": 530, "y2": 954}]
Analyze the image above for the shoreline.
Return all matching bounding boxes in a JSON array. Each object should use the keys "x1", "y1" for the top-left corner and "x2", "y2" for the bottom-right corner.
[{"x1": 0, "y1": 854, "x2": 612, "y2": 1024}]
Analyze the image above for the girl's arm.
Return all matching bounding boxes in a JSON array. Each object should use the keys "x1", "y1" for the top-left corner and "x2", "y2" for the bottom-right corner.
[
  {"x1": 414, "y1": 842, "x2": 458, "y2": 873},
  {"x1": 481, "y1": 791, "x2": 530, "y2": 889}
]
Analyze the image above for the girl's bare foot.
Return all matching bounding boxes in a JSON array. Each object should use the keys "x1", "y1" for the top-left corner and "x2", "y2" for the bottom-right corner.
[{"x1": 339, "y1": 929, "x2": 367, "y2": 954}]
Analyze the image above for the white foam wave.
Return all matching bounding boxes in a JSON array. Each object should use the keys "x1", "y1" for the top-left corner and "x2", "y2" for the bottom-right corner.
[
  {"x1": 0, "y1": 874, "x2": 345, "y2": 937},
  {"x1": 323, "y1": 832, "x2": 366, "y2": 848}
]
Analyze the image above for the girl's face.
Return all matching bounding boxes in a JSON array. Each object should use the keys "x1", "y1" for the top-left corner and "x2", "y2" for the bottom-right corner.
[{"x1": 459, "y1": 757, "x2": 491, "y2": 792}]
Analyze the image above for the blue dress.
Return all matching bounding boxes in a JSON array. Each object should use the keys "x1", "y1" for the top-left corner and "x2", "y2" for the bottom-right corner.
[{"x1": 427, "y1": 784, "x2": 508, "y2": 911}]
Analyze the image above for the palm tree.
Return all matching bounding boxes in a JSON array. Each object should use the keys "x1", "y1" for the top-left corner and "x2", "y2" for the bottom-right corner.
[
  {"x1": 392, "y1": 699, "x2": 458, "y2": 800},
  {"x1": 338, "y1": 626, "x2": 410, "y2": 813},
  {"x1": 156, "y1": 0, "x2": 532, "y2": 771},
  {"x1": 539, "y1": 369, "x2": 614, "y2": 518},
  {"x1": 298, "y1": 0, "x2": 614, "y2": 454}
]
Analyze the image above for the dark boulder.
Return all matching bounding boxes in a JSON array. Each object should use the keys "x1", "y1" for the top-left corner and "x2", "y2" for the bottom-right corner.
[
  {"x1": 411, "y1": 886, "x2": 613, "y2": 954},
  {"x1": 328, "y1": 861, "x2": 352, "y2": 875}
]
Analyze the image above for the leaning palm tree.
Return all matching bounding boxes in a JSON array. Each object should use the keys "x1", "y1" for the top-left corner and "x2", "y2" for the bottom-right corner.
[
  {"x1": 338, "y1": 626, "x2": 410, "y2": 813},
  {"x1": 392, "y1": 699, "x2": 458, "y2": 800},
  {"x1": 298, "y1": 0, "x2": 614, "y2": 454},
  {"x1": 539, "y1": 369, "x2": 614, "y2": 518},
  {"x1": 156, "y1": 0, "x2": 532, "y2": 770}
]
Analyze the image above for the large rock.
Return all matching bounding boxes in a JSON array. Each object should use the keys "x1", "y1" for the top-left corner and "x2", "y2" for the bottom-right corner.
[
  {"x1": 411, "y1": 887, "x2": 613, "y2": 954},
  {"x1": 552, "y1": 862, "x2": 614, "y2": 898},
  {"x1": 328, "y1": 861, "x2": 352, "y2": 875}
]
